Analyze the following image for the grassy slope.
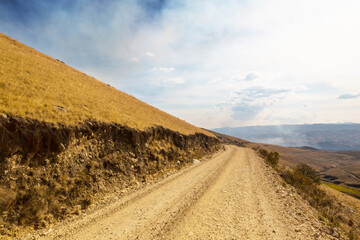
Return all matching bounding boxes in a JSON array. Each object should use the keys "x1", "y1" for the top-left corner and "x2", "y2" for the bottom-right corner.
[
  {"x1": 321, "y1": 184, "x2": 360, "y2": 212},
  {"x1": 0, "y1": 33, "x2": 212, "y2": 136},
  {"x1": 324, "y1": 183, "x2": 360, "y2": 200}
]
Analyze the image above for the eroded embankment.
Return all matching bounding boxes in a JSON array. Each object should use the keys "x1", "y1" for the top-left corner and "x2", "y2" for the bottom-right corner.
[{"x1": 0, "y1": 115, "x2": 220, "y2": 237}]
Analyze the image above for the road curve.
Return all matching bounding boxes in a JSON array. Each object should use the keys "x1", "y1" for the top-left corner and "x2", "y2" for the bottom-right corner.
[{"x1": 23, "y1": 145, "x2": 334, "y2": 240}]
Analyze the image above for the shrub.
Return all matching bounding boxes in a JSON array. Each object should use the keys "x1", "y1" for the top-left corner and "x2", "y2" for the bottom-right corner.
[
  {"x1": 280, "y1": 164, "x2": 335, "y2": 221},
  {"x1": 257, "y1": 148, "x2": 279, "y2": 168},
  {"x1": 294, "y1": 163, "x2": 320, "y2": 183},
  {"x1": 266, "y1": 151, "x2": 279, "y2": 168},
  {"x1": 279, "y1": 162, "x2": 359, "y2": 238},
  {"x1": 258, "y1": 148, "x2": 268, "y2": 158}
]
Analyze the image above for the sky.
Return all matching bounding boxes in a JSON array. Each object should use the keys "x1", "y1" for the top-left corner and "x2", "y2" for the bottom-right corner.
[{"x1": 1, "y1": 0, "x2": 360, "y2": 128}]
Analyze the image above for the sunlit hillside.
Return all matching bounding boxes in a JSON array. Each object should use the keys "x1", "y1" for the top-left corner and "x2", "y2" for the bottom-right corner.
[{"x1": 0, "y1": 33, "x2": 212, "y2": 136}]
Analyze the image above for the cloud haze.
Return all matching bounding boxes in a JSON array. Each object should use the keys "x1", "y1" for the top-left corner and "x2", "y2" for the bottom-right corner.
[
  {"x1": 1, "y1": 0, "x2": 360, "y2": 128},
  {"x1": 338, "y1": 93, "x2": 360, "y2": 100}
]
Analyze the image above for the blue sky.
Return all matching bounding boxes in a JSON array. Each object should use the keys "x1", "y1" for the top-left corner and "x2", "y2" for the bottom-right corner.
[{"x1": 1, "y1": 0, "x2": 360, "y2": 128}]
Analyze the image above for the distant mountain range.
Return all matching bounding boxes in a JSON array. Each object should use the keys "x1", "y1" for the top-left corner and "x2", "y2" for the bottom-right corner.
[{"x1": 213, "y1": 123, "x2": 360, "y2": 151}]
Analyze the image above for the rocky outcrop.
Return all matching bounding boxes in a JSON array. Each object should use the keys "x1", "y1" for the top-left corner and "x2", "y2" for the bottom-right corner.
[{"x1": 0, "y1": 115, "x2": 220, "y2": 236}]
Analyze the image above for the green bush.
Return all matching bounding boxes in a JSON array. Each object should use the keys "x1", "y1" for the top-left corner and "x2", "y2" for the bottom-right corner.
[
  {"x1": 294, "y1": 163, "x2": 320, "y2": 183},
  {"x1": 258, "y1": 148, "x2": 268, "y2": 158},
  {"x1": 257, "y1": 148, "x2": 279, "y2": 168},
  {"x1": 266, "y1": 151, "x2": 279, "y2": 168},
  {"x1": 280, "y1": 164, "x2": 334, "y2": 214}
]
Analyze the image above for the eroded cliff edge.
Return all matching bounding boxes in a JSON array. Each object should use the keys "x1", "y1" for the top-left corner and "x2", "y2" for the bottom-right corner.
[{"x1": 0, "y1": 115, "x2": 220, "y2": 236}]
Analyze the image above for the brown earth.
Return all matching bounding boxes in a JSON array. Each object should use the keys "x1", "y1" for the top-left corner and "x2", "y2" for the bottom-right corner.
[{"x1": 18, "y1": 146, "x2": 337, "y2": 240}]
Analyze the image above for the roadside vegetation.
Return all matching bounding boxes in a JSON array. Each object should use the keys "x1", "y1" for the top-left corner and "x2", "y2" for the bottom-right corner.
[
  {"x1": 255, "y1": 147, "x2": 360, "y2": 239},
  {"x1": 0, "y1": 33, "x2": 211, "y2": 136},
  {"x1": 257, "y1": 148, "x2": 279, "y2": 169}
]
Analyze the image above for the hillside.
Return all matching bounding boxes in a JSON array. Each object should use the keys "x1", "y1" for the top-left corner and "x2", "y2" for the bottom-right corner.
[
  {"x1": 214, "y1": 123, "x2": 360, "y2": 150},
  {"x1": 0, "y1": 33, "x2": 211, "y2": 136},
  {"x1": 0, "y1": 33, "x2": 220, "y2": 238},
  {"x1": 211, "y1": 131, "x2": 360, "y2": 238},
  {"x1": 253, "y1": 144, "x2": 360, "y2": 191},
  {"x1": 211, "y1": 129, "x2": 360, "y2": 192}
]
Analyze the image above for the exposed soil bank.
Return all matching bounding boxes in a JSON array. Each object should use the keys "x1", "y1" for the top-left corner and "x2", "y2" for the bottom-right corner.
[{"x1": 0, "y1": 115, "x2": 220, "y2": 237}]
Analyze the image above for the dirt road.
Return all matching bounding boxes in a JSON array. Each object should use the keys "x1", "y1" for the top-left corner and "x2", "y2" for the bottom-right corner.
[{"x1": 22, "y1": 146, "x2": 335, "y2": 240}]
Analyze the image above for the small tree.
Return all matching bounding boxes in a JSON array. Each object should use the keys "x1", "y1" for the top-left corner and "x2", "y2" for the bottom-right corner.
[{"x1": 294, "y1": 163, "x2": 320, "y2": 183}]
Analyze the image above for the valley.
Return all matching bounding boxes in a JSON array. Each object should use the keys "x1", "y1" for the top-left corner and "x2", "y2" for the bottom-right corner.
[
  {"x1": 214, "y1": 124, "x2": 360, "y2": 151},
  {"x1": 211, "y1": 131, "x2": 360, "y2": 195}
]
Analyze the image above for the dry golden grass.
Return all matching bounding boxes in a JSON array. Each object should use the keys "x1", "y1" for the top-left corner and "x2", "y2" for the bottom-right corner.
[
  {"x1": 0, "y1": 33, "x2": 212, "y2": 136},
  {"x1": 321, "y1": 184, "x2": 360, "y2": 212},
  {"x1": 324, "y1": 183, "x2": 360, "y2": 200}
]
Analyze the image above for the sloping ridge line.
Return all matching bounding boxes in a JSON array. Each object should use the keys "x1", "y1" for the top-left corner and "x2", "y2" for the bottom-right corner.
[{"x1": 0, "y1": 32, "x2": 212, "y2": 136}]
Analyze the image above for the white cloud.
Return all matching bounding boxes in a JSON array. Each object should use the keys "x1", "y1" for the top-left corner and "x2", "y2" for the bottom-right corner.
[
  {"x1": 225, "y1": 87, "x2": 290, "y2": 121},
  {"x1": 164, "y1": 77, "x2": 185, "y2": 85},
  {"x1": 151, "y1": 67, "x2": 174, "y2": 73},
  {"x1": 5, "y1": 0, "x2": 360, "y2": 128},
  {"x1": 338, "y1": 93, "x2": 360, "y2": 100},
  {"x1": 129, "y1": 57, "x2": 139, "y2": 62},
  {"x1": 208, "y1": 78, "x2": 223, "y2": 84},
  {"x1": 146, "y1": 51, "x2": 155, "y2": 57},
  {"x1": 231, "y1": 72, "x2": 257, "y2": 83}
]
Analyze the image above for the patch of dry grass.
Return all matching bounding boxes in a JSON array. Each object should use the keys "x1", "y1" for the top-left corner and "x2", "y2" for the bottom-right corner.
[
  {"x1": 0, "y1": 33, "x2": 212, "y2": 136},
  {"x1": 324, "y1": 183, "x2": 360, "y2": 200},
  {"x1": 321, "y1": 184, "x2": 360, "y2": 214}
]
